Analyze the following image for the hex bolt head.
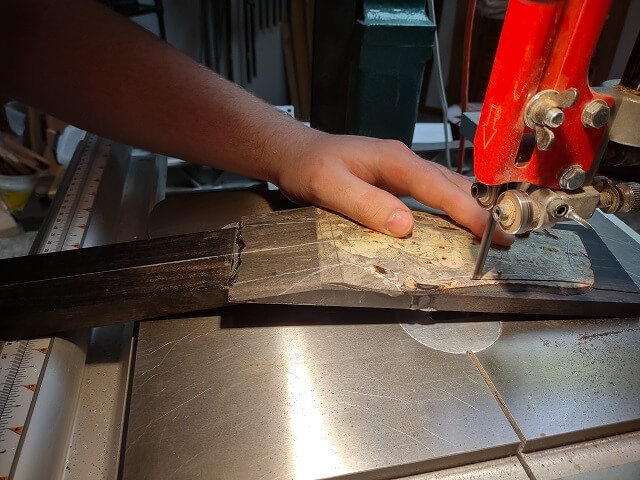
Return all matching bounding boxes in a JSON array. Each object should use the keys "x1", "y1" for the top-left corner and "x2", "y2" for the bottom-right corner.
[
  {"x1": 559, "y1": 165, "x2": 586, "y2": 190},
  {"x1": 543, "y1": 107, "x2": 564, "y2": 128},
  {"x1": 582, "y1": 100, "x2": 610, "y2": 128}
]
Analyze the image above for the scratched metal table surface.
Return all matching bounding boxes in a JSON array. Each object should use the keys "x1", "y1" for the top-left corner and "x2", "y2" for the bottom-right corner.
[
  {"x1": 475, "y1": 317, "x2": 640, "y2": 451},
  {"x1": 123, "y1": 315, "x2": 519, "y2": 479}
]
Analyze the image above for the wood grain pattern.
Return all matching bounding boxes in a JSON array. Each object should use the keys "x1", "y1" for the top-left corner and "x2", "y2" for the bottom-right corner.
[
  {"x1": 1, "y1": 207, "x2": 639, "y2": 340},
  {"x1": 317, "y1": 209, "x2": 592, "y2": 291},
  {"x1": 0, "y1": 228, "x2": 237, "y2": 339}
]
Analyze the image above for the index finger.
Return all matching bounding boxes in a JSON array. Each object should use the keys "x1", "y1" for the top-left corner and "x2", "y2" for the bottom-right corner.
[{"x1": 373, "y1": 146, "x2": 514, "y2": 246}]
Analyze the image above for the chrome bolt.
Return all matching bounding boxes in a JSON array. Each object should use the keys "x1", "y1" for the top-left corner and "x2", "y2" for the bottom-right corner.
[
  {"x1": 471, "y1": 182, "x2": 500, "y2": 209},
  {"x1": 492, "y1": 201, "x2": 516, "y2": 228},
  {"x1": 581, "y1": 100, "x2": 610, "y2": 128},
  {"x1": 470, "y1": 182, "x2": 487, "y2": 199},
  {"x1": 543, "y1": 107, "x2": 565, "y2": 128},
  {"x1": 559, "y1": 165, "x2": 586, "y2": 190},
  {"x1": 492, "y1": 205, "x2": 509, "y2": 222}
]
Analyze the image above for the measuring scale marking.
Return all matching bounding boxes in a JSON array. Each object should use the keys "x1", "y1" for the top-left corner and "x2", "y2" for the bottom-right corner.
[
  {"x1": 0, "y1": 135, "x2": 109, "y2": 478},
  {"x1": 0, "y1": 339, "x2": 50, "y2": 479},
  {"x1": 42, "y1": 135, "x2": 110, "y2": 253}
]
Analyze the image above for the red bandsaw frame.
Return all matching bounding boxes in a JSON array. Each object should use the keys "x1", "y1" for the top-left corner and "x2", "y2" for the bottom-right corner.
[{"x1": 474, "y1": 0, "x2": 613, "y2": 189}]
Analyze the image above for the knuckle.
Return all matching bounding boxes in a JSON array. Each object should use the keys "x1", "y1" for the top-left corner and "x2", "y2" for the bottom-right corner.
[
  {"x1": 304, "y1": 157, "x2": 333, "y2": 203},
  {"x1": 381, "y1": 138, "x2": 407, "y2": 153}
]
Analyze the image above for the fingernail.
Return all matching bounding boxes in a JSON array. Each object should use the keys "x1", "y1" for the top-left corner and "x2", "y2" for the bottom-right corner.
[{"x1": 386, "y1": 210, "x2": 413, "y2": 236}]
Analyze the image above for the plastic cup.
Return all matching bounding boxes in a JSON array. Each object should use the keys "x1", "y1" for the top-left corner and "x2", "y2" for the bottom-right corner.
[{"x1": 0, "y1": 173, "x2": 38, "y2": 212}]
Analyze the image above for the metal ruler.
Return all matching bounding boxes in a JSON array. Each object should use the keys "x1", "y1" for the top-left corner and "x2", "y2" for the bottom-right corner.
[
  {"x1": 0, "y1": 339, "x2": 50, "y2": 480},
  {"x1": 42, "y1": 135, "x2": 110, "y2": 253},
  {"x1": 0, "y1": 134, "x2": 108, "y2": 479}
]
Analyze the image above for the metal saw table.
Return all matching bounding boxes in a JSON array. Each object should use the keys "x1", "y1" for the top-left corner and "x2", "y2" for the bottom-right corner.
[{"x1": 2, "y1": 135, "x2": 639, "y2": 479}]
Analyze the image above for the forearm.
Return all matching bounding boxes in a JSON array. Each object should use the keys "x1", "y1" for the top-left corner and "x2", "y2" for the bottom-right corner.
[
  {"x1": 0, "y1": 0, "x2": 311, "y2": 183},
  {"x1": 0, "y1": 0, "x2": 512, "y2": 244}
]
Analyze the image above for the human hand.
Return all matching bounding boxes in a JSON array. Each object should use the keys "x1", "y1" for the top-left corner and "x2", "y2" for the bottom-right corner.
[{"x1": 276, "y1": 131, "x2": 514, "y2": 246}]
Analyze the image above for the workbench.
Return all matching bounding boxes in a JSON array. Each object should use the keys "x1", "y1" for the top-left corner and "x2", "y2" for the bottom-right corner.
[{"x1": 2, "y1": 135, "x2": 639, "y2": 479}]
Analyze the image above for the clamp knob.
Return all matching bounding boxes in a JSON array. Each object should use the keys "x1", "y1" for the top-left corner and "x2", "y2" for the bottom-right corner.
[{"x1": 620, "y1": 182, "x2": 640, "y2": 213}]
